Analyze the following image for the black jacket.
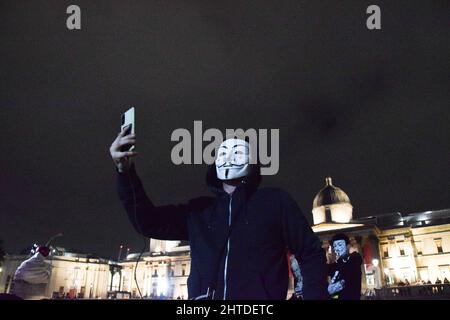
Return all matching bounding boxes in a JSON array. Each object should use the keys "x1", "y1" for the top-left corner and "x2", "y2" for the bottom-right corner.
[
  {"x1": 117, "y1": 164, "x2": 328, "y2": 300},
  {"x1": 328, "y1": 252, "x2": 363, "y2": 300}
]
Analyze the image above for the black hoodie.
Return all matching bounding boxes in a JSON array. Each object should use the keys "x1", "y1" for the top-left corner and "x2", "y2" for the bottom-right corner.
[
  {"x1": 117, "y1": 164, "x2": 328, "y2": 300},
  {"x1": 328, "y1": 252, "x2": 363, "y2": 300}
]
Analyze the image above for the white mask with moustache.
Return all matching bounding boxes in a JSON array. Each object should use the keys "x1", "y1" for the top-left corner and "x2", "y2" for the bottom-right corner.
[
  {"x1": 215, "y1": 138, "x2": 251, "y2": 180},
  {"x1": 333, "y1": 240, "x2": 348, "y2": 259}
]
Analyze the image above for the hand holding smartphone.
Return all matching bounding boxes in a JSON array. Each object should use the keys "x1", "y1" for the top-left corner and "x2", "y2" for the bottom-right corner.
[
  {"x1": 120, "y1": 107, "x2": 135, "y2": 152},
  {"x1": 109, "y1": 107, "x2": 137, "y2": 173}
]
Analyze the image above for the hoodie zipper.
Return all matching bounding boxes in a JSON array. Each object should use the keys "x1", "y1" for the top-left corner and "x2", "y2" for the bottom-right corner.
[{"x1": 223, "y1": 194, "x2": 232, "y2": 299}]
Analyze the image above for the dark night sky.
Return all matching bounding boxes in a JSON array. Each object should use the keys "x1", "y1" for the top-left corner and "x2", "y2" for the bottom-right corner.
[{"x1": 0, "y1": 1, "x2": 449, "y2": 258}]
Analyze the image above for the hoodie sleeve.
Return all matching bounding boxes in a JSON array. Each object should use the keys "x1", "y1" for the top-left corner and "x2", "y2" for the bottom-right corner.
[
  {"x1": 280, "y1": 190, "x2": 328, "y2": 300},
  {"x1": 116, "y1": 164, "x2": 190, "y2": 240}
]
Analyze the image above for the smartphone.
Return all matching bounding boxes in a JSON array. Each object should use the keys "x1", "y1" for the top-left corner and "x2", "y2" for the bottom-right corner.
[{"x1": 120, "y1": 107, "x2": 135, "y2": 152}]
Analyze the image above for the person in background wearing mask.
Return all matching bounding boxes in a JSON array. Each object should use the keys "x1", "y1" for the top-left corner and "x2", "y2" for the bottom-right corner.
[{"x1": 327, "y1": 233, "x2": 363, "y2": 300}]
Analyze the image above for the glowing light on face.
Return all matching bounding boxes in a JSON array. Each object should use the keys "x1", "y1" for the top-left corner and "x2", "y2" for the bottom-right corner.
[
  {"x1": 333, "y1": 239, "x2": 348, "y2": 258},
  {"x1": 215, "y1": 138, "x2": 250, "y2": 180}
]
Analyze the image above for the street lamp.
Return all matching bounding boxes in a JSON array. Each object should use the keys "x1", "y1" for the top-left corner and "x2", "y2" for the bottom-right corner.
[
  {"x1": 372, "y1": 259, "x2": 379, "y2": 267},
  {"x1": 45, "y1": 233, "x2": 63, "y2": 247},
  {"x1": 117, "y1": 245, "x2": 123, "y2": 261},
  {"x1": 371, "y1": 259, "x2": 380, "y2": 289},
  {"x1": 383, "y1": 268, "x2": 391, "y2": 286}
]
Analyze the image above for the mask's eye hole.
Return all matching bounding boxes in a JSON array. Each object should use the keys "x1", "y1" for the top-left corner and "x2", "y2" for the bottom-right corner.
[
  {"x1": 219, "y1": 152, "x2": 227, "y2": 156},
  {"x1": 234, "y1": 150, "x2": 243, "y2": 155}
]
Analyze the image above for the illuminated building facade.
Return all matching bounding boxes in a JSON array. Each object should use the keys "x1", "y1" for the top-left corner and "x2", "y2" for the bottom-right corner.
[
  {"x1": 116, "y1": 240, "x2": 190, "y2": 299},
  {"x1": 0, "y1": 242, "x2": 192, "y2": 300},
  {"x1": 311, "y1": 177, "x2": 450, "y2": 296},
  {"x1": 1, "y1": 177, "x2": 449, "y2": 299},
  {"x1": 0, "y1": 247, "x2": 111, "y2": 299}
]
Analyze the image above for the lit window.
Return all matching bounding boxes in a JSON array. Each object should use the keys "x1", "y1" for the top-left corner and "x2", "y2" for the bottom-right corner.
[
  {"x1": 439, "y1": 265, "x2": 450, "y2": 281},
  {"x1": 418, "y1": 267, "x2": 429, "y2": 283},
  {"x1": 383, "y1": 246, "x2": 389, "y2": 258},
  {"x1": 415, "y1": 241, "x2": 423, "y2": 255},
  {"x1": 397, "y1": 241, "x2": 405, "y2": 256},
  {"x1": 434, "y1": 239, "x2": 443, "y2": 254}
]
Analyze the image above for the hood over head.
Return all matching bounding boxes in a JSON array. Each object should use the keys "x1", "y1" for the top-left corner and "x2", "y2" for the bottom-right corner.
[{"x1": 206, "y1": 162, "x2": 261, "y2": 196}]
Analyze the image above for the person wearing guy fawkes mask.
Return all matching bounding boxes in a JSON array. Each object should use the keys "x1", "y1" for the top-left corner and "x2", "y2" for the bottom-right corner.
[
  {"x1": 327, "y1": 234, "x2": 363, "y2": 300},
  {"x1": 110, "y1": 132, "x2": 328, "y2": 299}
]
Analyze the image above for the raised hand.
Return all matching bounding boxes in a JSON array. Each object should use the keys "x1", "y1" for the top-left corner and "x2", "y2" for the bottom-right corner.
[{"x1": 109, "y1": 125, "x2": 138, "y2": 172}]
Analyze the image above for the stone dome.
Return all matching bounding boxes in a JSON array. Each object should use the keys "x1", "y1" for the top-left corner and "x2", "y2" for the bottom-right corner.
[{"x1": 313, "y1": 177, "x2": 351, "y2": 209}]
